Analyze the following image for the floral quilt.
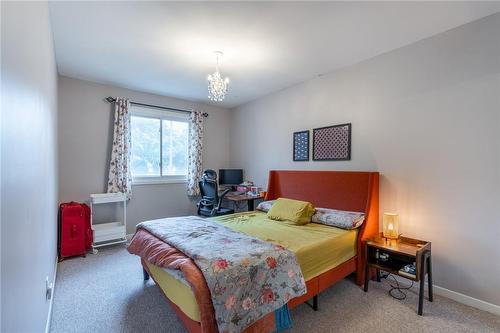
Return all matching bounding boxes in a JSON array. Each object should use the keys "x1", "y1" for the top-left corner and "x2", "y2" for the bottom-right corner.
[{"x1": 137, "y1": 216, "x2": 306, "y2": 333}]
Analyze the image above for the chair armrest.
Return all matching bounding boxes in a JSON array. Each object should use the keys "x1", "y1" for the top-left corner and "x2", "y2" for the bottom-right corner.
[
  {"x1": 198, "y1": 197, "x2": 217, "y2": 216},
  {"x1": 198, "y1": 198, "x2": 213, "y2": 207},
  {"x1": 217, "y1": 188, "x2": 231, "y2": 208}
]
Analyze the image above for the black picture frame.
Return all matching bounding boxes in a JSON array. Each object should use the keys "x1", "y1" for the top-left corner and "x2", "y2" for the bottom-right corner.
[
  {"x1": 293, "y1": 130, "x2": 310, "y2": 161},
  {"x1": 312, "y1": 123, "x2": 351, "y2": 161}
]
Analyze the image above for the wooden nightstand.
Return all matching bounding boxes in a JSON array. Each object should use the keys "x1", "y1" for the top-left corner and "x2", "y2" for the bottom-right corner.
[{"x1": 364, "y1": 234, "x2": 433, "y2": 315}]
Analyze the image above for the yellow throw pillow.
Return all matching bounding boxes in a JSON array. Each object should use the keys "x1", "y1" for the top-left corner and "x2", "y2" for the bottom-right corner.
[{"x1": 267, "y1": 198, "x2": 315, "y2": 225}]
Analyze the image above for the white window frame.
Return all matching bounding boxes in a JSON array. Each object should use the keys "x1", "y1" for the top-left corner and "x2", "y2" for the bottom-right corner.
[{"x1": 130, "y1": 105, "x2": 190, "y2": 185}]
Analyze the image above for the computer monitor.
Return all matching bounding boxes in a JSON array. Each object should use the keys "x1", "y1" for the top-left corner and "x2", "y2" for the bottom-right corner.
[{"x1": 219, "y1": 169, "x2": 243, "y2": 185}]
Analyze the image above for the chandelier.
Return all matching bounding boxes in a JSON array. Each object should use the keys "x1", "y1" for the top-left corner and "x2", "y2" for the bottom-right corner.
[{"x1": 207, "y1": 51, "x2": 229, "y2": 102}]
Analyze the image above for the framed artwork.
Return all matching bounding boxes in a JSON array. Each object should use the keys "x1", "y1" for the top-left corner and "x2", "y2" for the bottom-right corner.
[
  {"x1": 293, "y1": 130, "x2": 309, "y2": 161},
  {"x1": 313, "y1": 123, "x2": 351, "y2": 161}
]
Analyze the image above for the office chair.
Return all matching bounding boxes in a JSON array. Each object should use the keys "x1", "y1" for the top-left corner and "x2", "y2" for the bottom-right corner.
[{"x1": 197, "y1": 169, "x2": 234, "y2": 217}]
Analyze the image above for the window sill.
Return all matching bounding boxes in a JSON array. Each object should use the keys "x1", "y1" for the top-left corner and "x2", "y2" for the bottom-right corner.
[{"x1": 132, "y1": 178, "x2": 187, "y2": 186}]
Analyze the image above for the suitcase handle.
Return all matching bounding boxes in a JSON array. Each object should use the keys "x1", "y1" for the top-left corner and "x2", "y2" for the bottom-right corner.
[{"x1": 71, "y1": 224, "x2": 77, "y2": 238}]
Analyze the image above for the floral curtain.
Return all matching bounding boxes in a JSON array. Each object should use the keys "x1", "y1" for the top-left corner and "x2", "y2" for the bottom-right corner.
[
  {"x1": 107, "y1": 98, "x2": 132, "y2": 197},
  {"x1": 187, "y1": 111, "x2": 204, "y2": 196}
]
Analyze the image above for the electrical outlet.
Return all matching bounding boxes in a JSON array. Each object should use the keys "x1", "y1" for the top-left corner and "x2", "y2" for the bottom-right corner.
[{"x1": 46, "y1": 276, "x2": 53, "y2": 301}]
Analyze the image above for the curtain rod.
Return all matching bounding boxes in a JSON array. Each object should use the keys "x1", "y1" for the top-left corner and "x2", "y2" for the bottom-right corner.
[{"x1": 105, "y1": 97, "x2": 208, "y2": 117}]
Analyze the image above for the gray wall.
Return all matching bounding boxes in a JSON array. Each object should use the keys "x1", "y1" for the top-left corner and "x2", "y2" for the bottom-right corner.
[
  {"x1": 230, "y1": 14, "x2": 500, "y2": 305},
  {"x1": 58, "y1": 76, "x2": 231, "y2": 233},
  {"x1": 1, "y1": 2, "x2": 59, "y2": 332}
]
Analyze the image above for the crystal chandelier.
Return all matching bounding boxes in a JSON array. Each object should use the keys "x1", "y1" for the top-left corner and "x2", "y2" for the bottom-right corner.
[{"x1": 207, "y1": 51, "x2": 229, "y2": 102}]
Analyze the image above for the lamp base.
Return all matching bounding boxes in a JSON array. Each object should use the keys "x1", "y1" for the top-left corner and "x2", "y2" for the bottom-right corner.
[{"x1": 383, "y1": 234, "x2": 402, "y2": 242}]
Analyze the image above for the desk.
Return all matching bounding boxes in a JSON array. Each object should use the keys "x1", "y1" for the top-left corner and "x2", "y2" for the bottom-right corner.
[{"x1": 223, "y1": 193, "x2": 264, "y2": 211}]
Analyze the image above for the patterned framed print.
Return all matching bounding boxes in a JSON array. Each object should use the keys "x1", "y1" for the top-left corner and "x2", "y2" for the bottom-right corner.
[
  {"x1": 313, "y1": 123, "x2": 351, "y2": 161},
  {"x1": 293, "y1": 130, "x2": 309, "y2": 161}
]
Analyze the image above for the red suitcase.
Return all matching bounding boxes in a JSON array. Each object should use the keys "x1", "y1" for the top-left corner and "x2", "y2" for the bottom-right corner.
[{"x1": 58, "y1": 202, "x2": 92, "y2": 260}]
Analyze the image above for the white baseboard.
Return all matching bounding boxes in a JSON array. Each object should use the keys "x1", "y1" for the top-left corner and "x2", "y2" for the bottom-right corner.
[
  {"x1": 45, "y1": 257, "x2": 58, "y2": 333},
  {"x1": 385, "y1": 274, "x2": 500, "y2": 316},
  {"x1": 432, "y1": 284, "x2": 500, "y2": 316}
]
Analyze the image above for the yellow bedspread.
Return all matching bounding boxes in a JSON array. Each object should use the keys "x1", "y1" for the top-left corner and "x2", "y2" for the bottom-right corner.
[
  {"x1": 146, "y1": 211, "x2": 358, "y2": 322},
  {"x1": 215, "y1": 211, "x2": 358, "y2": 280}
]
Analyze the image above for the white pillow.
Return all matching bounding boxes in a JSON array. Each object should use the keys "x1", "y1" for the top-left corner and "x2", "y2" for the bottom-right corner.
[
  {"x1": 256, "y1": 200, "x2": 275, "y2": 212},
  {"x1": 312, "y1": 208, "x2": 365, "y2": 230}
]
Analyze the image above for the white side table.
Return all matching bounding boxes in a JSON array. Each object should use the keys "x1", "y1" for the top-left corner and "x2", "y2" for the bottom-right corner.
[{"x1": 90, "y1": 193, "x2": 127, "y2": 252}]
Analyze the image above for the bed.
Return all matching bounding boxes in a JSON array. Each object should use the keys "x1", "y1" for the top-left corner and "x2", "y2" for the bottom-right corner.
[{"x1": 132, "y1": 170, "x2": 379, "y2": 332}]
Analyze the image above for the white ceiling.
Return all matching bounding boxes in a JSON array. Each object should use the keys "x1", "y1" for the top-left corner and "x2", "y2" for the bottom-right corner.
[{"x1": 49, "y1": 1, "x2": 500, "y2": 108}]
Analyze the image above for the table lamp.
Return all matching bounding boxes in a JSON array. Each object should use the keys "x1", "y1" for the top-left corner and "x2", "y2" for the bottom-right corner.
[{"x1": 383, "y1": 212, "x2": 400, "y2": 240}]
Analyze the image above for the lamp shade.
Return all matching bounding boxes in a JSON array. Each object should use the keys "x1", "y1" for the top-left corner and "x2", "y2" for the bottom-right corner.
[{"x1": 383, "y1": 213, "x2": 399, "y2": 239}]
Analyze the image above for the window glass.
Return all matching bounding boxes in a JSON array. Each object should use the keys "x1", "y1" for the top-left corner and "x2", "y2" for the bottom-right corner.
[
  {"x1": 162, "y1": 120, "x2": 189, "y2": 176},
  {"x1": 130, "y1": 106, "x2": 189, "y2": 182},
  {"x1": 130, "y1": 116, "x2": 160, "y2": 177}
]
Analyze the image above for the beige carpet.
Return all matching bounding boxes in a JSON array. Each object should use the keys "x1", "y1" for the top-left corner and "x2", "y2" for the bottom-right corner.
[{"x1": 50, "y1": 245, "x2": 500, "y2": 333}]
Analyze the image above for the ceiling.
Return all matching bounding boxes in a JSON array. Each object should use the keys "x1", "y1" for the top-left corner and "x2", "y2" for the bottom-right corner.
[{"x1": 49, "y1": 1, "x2": 500, "y2": 108}]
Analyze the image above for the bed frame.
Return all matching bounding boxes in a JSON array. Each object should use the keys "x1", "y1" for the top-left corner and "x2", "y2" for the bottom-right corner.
[{"x1": 142, "y1": 170, "x2": 379, "y2": 332}]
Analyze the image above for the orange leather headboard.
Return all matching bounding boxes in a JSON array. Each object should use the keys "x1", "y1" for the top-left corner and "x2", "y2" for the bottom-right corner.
[{"x1": 265, "y1": 170, "x2": 378, "y2": 213}]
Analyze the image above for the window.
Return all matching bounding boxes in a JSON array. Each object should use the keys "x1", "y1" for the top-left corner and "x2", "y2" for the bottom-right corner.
[{"x1": 130, "y1": 105, "x2": 189, "y2": 184}]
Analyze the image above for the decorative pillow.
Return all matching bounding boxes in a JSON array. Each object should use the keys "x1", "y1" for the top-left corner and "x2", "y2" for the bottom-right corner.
[
  {"x1": 256, "y1": 200, "x2": 275, "y2": 212},
  {"x1": 312, "y1": 208, "x2": 365, "y2": 229},
  {"x1": 267, "y1": 198, "x2": 315, "y2": 225}
]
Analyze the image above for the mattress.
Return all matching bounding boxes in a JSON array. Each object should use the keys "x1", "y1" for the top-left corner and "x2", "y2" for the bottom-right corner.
[{"x1": 146, "y1": 211, "x2": 358, "y2": 323}]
